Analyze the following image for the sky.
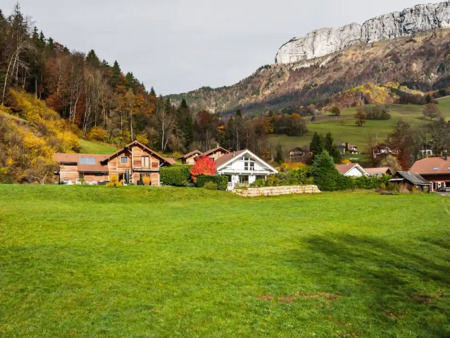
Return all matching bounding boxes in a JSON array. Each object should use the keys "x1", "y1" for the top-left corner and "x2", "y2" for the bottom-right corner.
[{"x1": 1, "y1": 0, "x2": 439, "y2": 95}]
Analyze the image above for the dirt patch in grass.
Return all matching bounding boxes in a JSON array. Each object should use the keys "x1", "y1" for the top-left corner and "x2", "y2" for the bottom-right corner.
[{"x1": 257, "y1": 292, "x2": 342, "y2": 303}]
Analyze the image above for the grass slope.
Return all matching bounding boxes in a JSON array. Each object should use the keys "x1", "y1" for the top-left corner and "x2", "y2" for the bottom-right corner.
[
  {"x1": 0, "y1": 186, "x2": 449, "y2": 336},
  {"x1": 270, "y1": 98, "x2": 450, "y2": 155},
  {"x1": 78, "y1": 139, "x2": 118, "y2": 154}
]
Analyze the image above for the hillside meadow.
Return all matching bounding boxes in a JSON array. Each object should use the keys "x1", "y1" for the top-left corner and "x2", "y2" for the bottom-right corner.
[
  {"x1": 0, "y1": 185, "x2": 449, "y2": 336},
  {"x1": 269, "y1": 97, "x2": 450, "y2": 155}
]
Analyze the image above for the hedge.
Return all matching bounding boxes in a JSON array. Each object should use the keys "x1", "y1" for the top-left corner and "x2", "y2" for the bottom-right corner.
[
  {"x1": 195, "y1": 175, "x2": 228, "y2": 191},
  {"x1": 160, "y1": 165, "x2": 192, "y2": 186}
]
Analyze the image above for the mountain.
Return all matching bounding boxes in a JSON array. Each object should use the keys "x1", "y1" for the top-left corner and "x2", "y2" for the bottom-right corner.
[
  {"x1": 276, "y1": 1, "x2": 450, "y2": 64},
  {"x1": 167, "y1": 2, "x2": 450, "y2": 115}
]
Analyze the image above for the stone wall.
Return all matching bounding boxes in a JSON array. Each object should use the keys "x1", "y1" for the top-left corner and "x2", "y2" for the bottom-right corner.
[{"x1": 232, "y1": 185, "x2": 321, "y2": 197}]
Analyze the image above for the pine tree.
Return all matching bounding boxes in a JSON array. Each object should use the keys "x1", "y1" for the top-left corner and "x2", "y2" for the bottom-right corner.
[
  {"x1": 86, "y1": 50, "x2": 100, "y2": 67},
  {"x1": 111, "y1": 60, "x2": 122, "y2": 88},
  {"x1": 310, "y1": 132, "x2": 324, "y2": 159},
  {"x1": 311, "y1": 151, "x2": 342, "y2": 191},
  {"x1": 324, "y1": 132, "x2": 342, "y2": 163}
]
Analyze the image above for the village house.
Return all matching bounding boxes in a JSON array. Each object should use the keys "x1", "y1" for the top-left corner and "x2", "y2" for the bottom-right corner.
[
  {"x1": 389, "y1": 171, "x2": 431, "y2": 192},
  {"x1": 339, "y1": 143, "x2": 359, "y2": 155},
  {"x1": 215, "y1": 149, "x2": 277, "y2": 190},
  {"x1": 335, "y1": 163, "x2": 368, "y2": 177},
  {"x1": 371, "y1": 143, "x2": 399, "y2": 159},
  {"x1": 410, "y1": 154, "x2": 450, "y2": 192},
  {"x1": 202, "y1": 146, "x2": 230, "y2": 161},
  {"x1": 365, "y1": 167, "x2": 393, "y2": 177},
  {"x1": 288, "y1": 147, "x2": 310, "y2": 162},
  {"x1": 54, "y1": 141, "x2": 171, "y2": 186},
  {"x1": 179, "y1": 150, "x2": 203, "y2": 165}
]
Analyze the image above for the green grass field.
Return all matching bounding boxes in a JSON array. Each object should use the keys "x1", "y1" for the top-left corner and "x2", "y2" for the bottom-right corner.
[
  {"x1": 269, "y1": 97, "x2": 450, "y2": 155},
  {"x1": 0, "y1": 185, "x2": 449, "y2": 336},
  {"x1": 78, "y1": 139, "x2": 118, "y2": 154}
]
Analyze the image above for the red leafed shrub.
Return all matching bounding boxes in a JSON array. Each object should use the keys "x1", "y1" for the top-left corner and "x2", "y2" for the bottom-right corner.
[{"x1": 190, "y1": 156, "x2": 216, "y2": 182}]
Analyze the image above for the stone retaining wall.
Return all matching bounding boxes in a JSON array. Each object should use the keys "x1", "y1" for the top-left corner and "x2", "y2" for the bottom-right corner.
[{"x1": 232, "y1": 185, "x2": 321, "y2": 197}]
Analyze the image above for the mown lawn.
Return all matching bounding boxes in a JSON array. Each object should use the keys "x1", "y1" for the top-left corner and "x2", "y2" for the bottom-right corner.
[
  {"x1": 0, "y1": 185, "x2": 449, "y2": 336},
  {"x1": 269, "y1": 97, "x2": 450, "y2": 155}
]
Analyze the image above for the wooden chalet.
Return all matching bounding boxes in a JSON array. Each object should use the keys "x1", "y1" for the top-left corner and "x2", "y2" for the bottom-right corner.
[
  {"x1": 54, "y1": 141, "x2": 171, "y2": 185},
  {"x1": 179, "y1": 150, "x2": 203, "y2": 165},
  {"x1": 288, "y1": 147, "x2": 310, "y2": 163},
  {"x1": 202, "y1": 146, "x2": 230, "y2": 161},
  {"x1": 410, "y1": 155, "x2": 450, "y2": 192}
]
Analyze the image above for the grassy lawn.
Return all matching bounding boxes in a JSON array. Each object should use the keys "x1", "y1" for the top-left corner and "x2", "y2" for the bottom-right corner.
[
  {"x1": 78, "y1": 139, "x2": 118, "y2": 154},
  {"x1": 0, "y1": 185, "x2": 449, "y2": 336},
  {"x1": 270, "y1": 98, "x2": 450, "y2": 155}
]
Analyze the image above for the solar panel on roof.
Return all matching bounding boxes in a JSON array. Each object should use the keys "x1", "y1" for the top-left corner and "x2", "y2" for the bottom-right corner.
[{"x1": 79, "y1": 157, "x2": 96, "y2": 165}]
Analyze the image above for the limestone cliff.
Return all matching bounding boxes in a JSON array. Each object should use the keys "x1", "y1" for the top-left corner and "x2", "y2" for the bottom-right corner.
[{"x1": 276, "y1": 1, "x2": 450, "y2": 64}]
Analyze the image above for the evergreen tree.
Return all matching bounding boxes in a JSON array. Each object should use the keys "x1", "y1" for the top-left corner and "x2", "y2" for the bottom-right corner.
[
  {"x1": 311, "y1": 151, "x2": 348, "y2": 191},
  {"x1": 86, "y1": 50, "x2": 100, "y2": 67},
  {"x1": 176, "y1": 99, "x2": 194, "y2": 148},
  {"x1": 111, "y1": 60, "x2": 122, "y2": 88},
  {"x1": 310, "y1": 132, "x2": 324, "y2": 159},
  {"x1": 274, "y1": 144, "x2": 284, "y2": 164},
  {"x1": 323, "y1": 132, "x2": 342, "y2": 163}
]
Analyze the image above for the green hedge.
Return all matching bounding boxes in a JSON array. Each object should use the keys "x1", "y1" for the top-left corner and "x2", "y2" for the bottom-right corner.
[
  {"x1": 196, "y1": 175, "x2": 228, "y2": 191},
  {"x1": 160, "y1": 165, "x2": 192, "y2": 186}
]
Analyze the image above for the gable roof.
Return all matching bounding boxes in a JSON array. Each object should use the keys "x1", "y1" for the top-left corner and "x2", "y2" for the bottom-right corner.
[
  {"x1": 393, "y1": 171, "x2": 431, "y2": 185},
  {"x1": 101, "y1": 140, "x2": 169, "y2": 165},
  {"x1": 365, "y1": 167, "x2": 392, "y2": 175},
  {"x1": 203, "y1": 146, "x2": 230, "y2": 157},
  {"x1": 179, "y1": 150, "x2": 203, "y2": 160},
  {"x1": 215, "y1": 149, "x2": 277, "y2": 173},
  {"x1": 53, "y1": 153, "x2": 109, "y2": 173},
  {"x1": 335, "y1": 163, "x2": 368, "y2": 176},
  {"x1": 410, "y1": 157, "x2": 450, "y2": 175}
]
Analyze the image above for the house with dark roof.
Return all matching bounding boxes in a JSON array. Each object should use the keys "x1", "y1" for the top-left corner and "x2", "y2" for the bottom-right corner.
[
  {"x1": 288, "y1": 147, "x2": 311, "y2": 162},
  {"x1": 215, "y1": 149, "x2": 277, "y2": 190},
  {"x1": 54, "y1": 141, "x2": 171, "y2": 185},
  {"x1": 410, "y1": 154, "x2": 450, "y2": 192},
  {"x1": 339, "y1": 143, "x2": 359, "y2": 155},
  {"x1": 389, "y1": 171, "x2": 432, "y2": 192}
]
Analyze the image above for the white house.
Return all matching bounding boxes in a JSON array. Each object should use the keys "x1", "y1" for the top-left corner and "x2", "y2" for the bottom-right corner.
[
  {"x1": 335, "y1": 163, "x2": 368, "y2": 177},
  {"x1": 215, "y1": 149, "x2": 278, "y2": 190}
]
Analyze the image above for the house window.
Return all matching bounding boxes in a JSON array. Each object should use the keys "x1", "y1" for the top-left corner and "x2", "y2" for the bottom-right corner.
[
  {"x1": 141, "y1": 156, "x2": 149, "y2": 168},
  {"x1": 120, "y1": 156, "x2": 128, "y2": 164},
  {"x1": 243, "y1": 157, "x2": 255, "y2": 171},
  {"x1": 240, "y1": 175, "x2": 249, "y2": 184}
]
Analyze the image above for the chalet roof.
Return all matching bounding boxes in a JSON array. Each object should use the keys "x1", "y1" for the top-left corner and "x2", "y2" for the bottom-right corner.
[
  {"x1": 179, "y1": 150, "x2": 203, "y2": 160},
  {"x1": 393, "y1": 171, "x2": 431, "y2": 185},
  {"x1": 101, "y1": 140, "x2": 169, "y2": 165},
  {"x1": 164, "y1": 158, "x2": 176, "y2": 165},
  {"x1": 335, "y1": 163, "x2": 358, "y2": 175},
  {"x1": 203, "y1": 146, "x2": 230, "y2": 157},
  {"x1": 53, "y1": 153, "x2": 109, "y2": 173},
  {"x1": 410, "y1": 157, "x2": 450, "y2": 175},
  {"x1": 365, "y1": 167, "x2": 392, "y2": 175},
  {"x1": 214, "y1": 150, "x2": 247, "y2": 168},
  {"x1": 215, "y1": 149, "x2": 277, "y2": 173}
]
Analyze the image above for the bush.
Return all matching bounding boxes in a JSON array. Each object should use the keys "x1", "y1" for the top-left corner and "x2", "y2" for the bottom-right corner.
[
  {"x1": 354, "y1": 175, "x2": 390, "y2": 190},
  {"x1": 106, "y1": 175, "x2": 122, "y2": 188},
  {"x1": 160, "y1": 165, "x2": 192, "y2": 186},
  {"x1": 87, "y1": 126, "x2": 107, "y2": 141},
  {"x1": 251, "y1": 167, "x2": 314, "y2": 188},
  {"x1": 203, "y1": 182, "x2": 218, "y2": 190},
  {"x1": 196, "y1": 175, "x2": 228, "y2": 191},
  {"x1": 142, "y1": 176, "x2": 151, "y2": 186}
]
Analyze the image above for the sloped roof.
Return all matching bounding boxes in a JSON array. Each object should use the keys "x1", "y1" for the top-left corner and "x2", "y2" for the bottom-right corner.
[
  {"x1": 53, "y1": 153, "x2": 109, "y2": 173},
  {"x1": 179, "y1": 150, "x2": 202, "y2": 159},
  {"x1": 215, "y1": 150, "x2": 247, "y2": 168},
  {"x1": 394, "y1": 171, "x2": 431, "y2": 185},
  {"x1": 203, "y1": 146, "x2": 230, "y2": 157},
  {"x1": 365, "y1": 167, "x2": 392, "y2": 175},
  {"x1": 164, "y1": 158, "x2": 176, "y2": 165},
  {"x1": 335, "y1": 163, "x2": 368, "y2": 176},
  {"x1": 215, "y1": 149, "x2": 277, "y2": 173},
  {"x1": 101, "y1": 140, "x2": 169, "y2": 165},
  {"x1": 410, "y1": 157, "x2": 450, "y2": 175}
]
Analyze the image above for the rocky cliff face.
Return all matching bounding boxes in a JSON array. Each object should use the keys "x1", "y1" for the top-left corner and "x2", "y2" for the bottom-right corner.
[{"x1": 276, "y1": 1, "x2": 450, "y2": 64}]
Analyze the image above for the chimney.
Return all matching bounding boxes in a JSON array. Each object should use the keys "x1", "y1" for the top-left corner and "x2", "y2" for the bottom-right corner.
[
  {"x1": 444, "y1": 150, "x2": 448, "y2": 161},
  {"x1": 233, "y1": 151, "x2": 236, "y2": 157}
]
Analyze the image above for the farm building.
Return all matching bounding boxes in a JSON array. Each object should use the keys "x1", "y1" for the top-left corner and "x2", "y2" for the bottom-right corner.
[
  {"x1": 389, "y1": 171, "x2": 432, "y2": 192},
  {"x1": 54, "y1": 141, "x2": 171, "y2": 185},
  {"x1": 288, "y1": 147, "x2": 310, "y2": 162},
  {"x1": 335, "y1": 163, "x2": 368, "y2": 177},
  {"x1": 410, "y1": 155, "x2": 450, "y2": 192},
  {"x1": 215, "y1": 149, "x2": 277, "y2": 190},
  {"x1": 339, "y1": 143, "x2": 359, "y2": 155}
]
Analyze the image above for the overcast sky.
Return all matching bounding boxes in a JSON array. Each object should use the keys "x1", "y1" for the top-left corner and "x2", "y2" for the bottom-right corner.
[{"x1": 2, "y1": 0, "x2": 439, "y2": 95}]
